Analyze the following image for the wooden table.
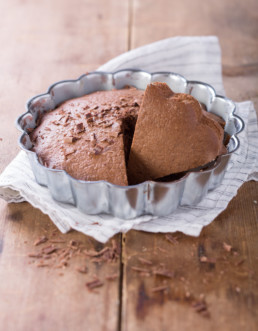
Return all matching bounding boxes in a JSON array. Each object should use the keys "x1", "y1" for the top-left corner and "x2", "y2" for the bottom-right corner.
[{"x1": 0, "y1": 0, "x2": 257, "y2": 330}]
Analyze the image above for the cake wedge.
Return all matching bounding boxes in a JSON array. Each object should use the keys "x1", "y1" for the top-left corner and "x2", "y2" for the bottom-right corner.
[{"x1": 127, "y1": 82, "x2": 226, "y2": 184}]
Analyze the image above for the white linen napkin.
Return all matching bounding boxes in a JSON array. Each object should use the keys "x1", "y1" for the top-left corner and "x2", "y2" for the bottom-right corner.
[{"x1": 0, "y1": 36, "x2": 257, "y2": 243}]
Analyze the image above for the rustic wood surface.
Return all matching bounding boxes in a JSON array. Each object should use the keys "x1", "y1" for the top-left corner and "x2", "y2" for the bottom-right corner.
[{"x1": 0, "y1": 0, "x2": 257, "y2": 330}]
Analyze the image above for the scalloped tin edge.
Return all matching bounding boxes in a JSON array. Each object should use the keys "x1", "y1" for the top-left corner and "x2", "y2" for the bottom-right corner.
[{"x1": 16, "y1": 70, "x2": 244, "y2": 219}]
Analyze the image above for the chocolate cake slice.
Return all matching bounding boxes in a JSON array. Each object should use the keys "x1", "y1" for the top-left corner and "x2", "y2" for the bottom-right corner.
[{"x1": 127, "y1": 82, "x2": 226, "y2": 185}]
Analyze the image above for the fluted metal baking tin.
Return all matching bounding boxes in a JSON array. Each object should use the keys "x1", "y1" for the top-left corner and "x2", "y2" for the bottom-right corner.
[{"x1": 16, "y1": 70, "x2": 244, "y2": 219}]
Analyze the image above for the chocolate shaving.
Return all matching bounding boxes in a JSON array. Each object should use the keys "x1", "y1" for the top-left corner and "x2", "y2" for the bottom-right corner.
[
  {"x1": 153, "y1": 269, "x2": 174, "y2": 278},
  {"x1": 90, "y1": 132, "x2": 96, "y2": 142},
  {"x1": 34, "y1": 236, "x2": 48, "y2": 246},
  {"x1": 64, "y1": 136, "x2": 78, "y2": 144},
  {"x1": 200, "y1": 256, "x2": 216, "y2": 264},
  {"x1": 36, "y1": 263, "x2": 50, "y2": 268},
  {"x1": 64, "y1": 115, "x2": 70, "y2": 123},
  {"x1": 112, "y1": 105, "x2": 120, "y2": 110},
  {"x1": 138, "y1": 257, "x2": 153, "y2": 265},
  {"x1": 93, "y1": 145, "x2": 103, "y2": 155},
  {"x1": 192, "y1": 300, "x2": 209, "y2": 315},
  {"x1": 28, "y1": 253, "x2": 43, "y2": 258},
  {"x1": 64, "y1": 149, "x2": 76, "y2": 157},
  {"x1": 41, "y1": 245, "x2": 58, "y2": 255},
  {"x1": 86, "y1": 278, "x2": 104, "y2": 290},
  {"x1": 223, "y1": 242, "x2": 232, "y2": 252},
  {"x1": 84, "y1": 247, "x2": 110, "y2": 257},
  {"x1": 156, "y1": 247, "x2": 168, "y2": 253},
  {"x1": 76, "y1": 266, "x2": 88, "y2": 274},
  {"x1": 76, "y1": 123, "x2": 85, "y2": 133},
  {"x1": 105, "y1": 273, "x2": 119, "y2": 281},
  {"x1": 49, "y1": 239, "x2": 65, "y2": 243},
  {"x1": 235, "y1": 258, "x2": 246, "y2": 266},
  {"x1": 165, "y1": 234, "x2": 178, "y2": 244},
  {"x1": 151, "y1": 285, "x2": 168, "y2": 292},
  {"x1": 131, "y1": 266, "x2": 150, "y2": 273}
]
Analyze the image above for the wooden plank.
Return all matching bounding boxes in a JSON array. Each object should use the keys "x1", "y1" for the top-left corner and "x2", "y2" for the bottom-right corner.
[
  {"x1": 0, "y1": 201, "x2": 121, "y2": 331},
  {"x1": 122, "y1": 0, "x2": 258, "y2": 330},
  {"x1": 122, "y1": 182, "x2": 258, "y2": 331},
  {"x1": 0, "y1": 0, "x2": 129, "y2": 330},
  {"x1": 130, "y1": 0, "x2": 258, "y2": 67}
]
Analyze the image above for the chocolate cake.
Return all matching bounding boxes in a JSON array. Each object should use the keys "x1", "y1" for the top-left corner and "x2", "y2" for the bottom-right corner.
[
  {"x1": 127, "y1": 82, "x2": 226, "y2": 184},
  {"x1": 30, "y1": 82, "x2": 226, "y2": 186},
  {"x1": 30, "y1": 88, "x2": 144, "y2": 186}
]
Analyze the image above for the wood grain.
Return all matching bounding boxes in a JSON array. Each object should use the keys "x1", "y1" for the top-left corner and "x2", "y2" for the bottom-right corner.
[
  {"x1": 122, "y1": 182, "x2": 258, "y2": 331},
  {"x1": 0, "y1": 0, "x2": 258, "y2": 330},
  {"x1": 0, "y1": 0, "x2": 129, "y2": 330},
  {"x1": 0, "y1": 201, "x2": 121, "y2": 331}
]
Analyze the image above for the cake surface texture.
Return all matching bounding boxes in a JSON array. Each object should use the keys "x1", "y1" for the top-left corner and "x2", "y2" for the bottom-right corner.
[{"x1": 30, "y1": 87, "x2": 144, "y2": 186}]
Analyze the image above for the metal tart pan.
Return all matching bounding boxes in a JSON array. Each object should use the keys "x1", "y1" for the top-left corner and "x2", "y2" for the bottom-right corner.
[{"x1": 16, "y1": 70, "x2": 244, "y2": 219}]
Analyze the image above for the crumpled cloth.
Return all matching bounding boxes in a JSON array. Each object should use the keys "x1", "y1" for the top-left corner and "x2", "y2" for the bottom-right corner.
[{"x1": 0, "y1": 36, "x2": 257, "y2": 243}]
